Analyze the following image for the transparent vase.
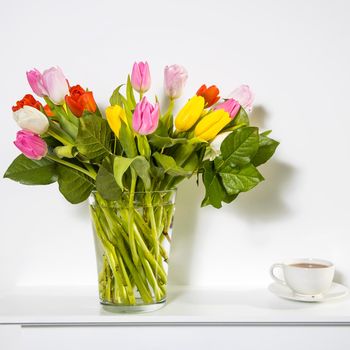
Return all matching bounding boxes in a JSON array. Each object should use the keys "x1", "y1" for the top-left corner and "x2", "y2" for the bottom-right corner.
[{"x1": 89, "y1": 189, "x2": 176, "y2": 312}]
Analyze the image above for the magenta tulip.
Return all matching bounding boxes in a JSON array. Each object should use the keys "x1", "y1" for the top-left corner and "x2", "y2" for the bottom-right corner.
[
  {"x1": 164, "y1": 64, "x2": 188, "y2": 99},
  {"x1": 227, "y1": 85, "x2": 254, "y2": 112},
  {"x1": 213, "y1": 98, "x2": 240, "y2": 118},
  {"x1": 26, "y1": 69, "x2": 48, "y2": 97},
  {"x1": 14, "y1": 130, "x2": 48, "y2": 160},
  {"x1": 131, "y1": 62, "x2": 151, "y2": 93},
  {"x1": 27, "y1": 66, "x2": 69, "y2": 105},
  {"x1": 132, "y1": 97, "x2": 160, "y2": 135}
]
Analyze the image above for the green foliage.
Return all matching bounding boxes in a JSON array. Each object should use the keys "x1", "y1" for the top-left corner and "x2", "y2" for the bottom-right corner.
[
  {"x1": 252, "y1": 132, "x2": 279, "y2": 166},
  {"x1": 96, "y1": 156, "x2": 122, "y2": 200},
  {"x1": 4, "y1": 155, "x2": 57, "y2": 185},
  {"x1": 114, "y1": 156, "x2": 151, "y2": 190},
  {"x1": 153, "y1": 152, "x2": 191, "y2": 177},
  {"x1": 57, "y1": 165, "x2": 95, "y2": 204},
  {"x1": 76, "y1": 114, "x2": 111, "y2": 162}
]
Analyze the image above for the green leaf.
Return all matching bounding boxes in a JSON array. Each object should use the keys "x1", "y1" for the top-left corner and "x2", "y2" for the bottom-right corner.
[
  {"x1": 126, "y1": 75, "x2": 136, "y2": 110},
  {"x1": 233, "y1": 107, "x2": 250, "y2": 126},
  {"x1": 148, "y1": 135, "x2": 188, "y2": 149},
  {"x1": 201, "y1": 161, "x2": 227, "y2": 209},
  {"x1": 57, "y1": 165, "x2": 94, "y2": 204},
  {"x1": 4, "y1": 155, "x2": 57, "y2": 185},
  {"x1": 96, "y1": 156, "x2": 122, "y2": 200},
  {"x1": 153, "y1": 152, "x2": 191, "y2": 177},
  {"x1": 119, "y1": 123, "x2": 137, "y2": 158},
  {"x1": 76, "y1": 114, "x2": 111, "y2": 162},
  {"x1": 109, "y1": 84, "x2": 124, "y2": 106},
  {"x1": 252, "y1": 134, "x2": 279, "y2": 166},
  {"x1": 220, "y1": 127, "x2": 259, "y2": 167},
  {"x1": 220, "y1": 164, "x2": 264, "y2": 195},
  {"x1": 137, "y1": 135, "x2": 151, "y2": 159},
  {"x1": 114, "y1": 156, "x2": 151, "y2": 190}
]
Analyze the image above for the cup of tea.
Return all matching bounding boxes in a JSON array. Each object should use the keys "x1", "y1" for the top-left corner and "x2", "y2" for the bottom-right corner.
[{"x1": 270, "y1": 258, "x2": 335, "y2": 295}]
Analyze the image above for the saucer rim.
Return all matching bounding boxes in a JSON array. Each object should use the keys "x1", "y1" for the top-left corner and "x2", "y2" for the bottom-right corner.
[{"x1": 268, "y1": 282, "x2": 349, "y2": 303}]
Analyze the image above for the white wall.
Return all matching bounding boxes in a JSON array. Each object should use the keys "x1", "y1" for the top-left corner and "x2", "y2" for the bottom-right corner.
[{"x1": 0, "y1": 0, "x2": 349, "y2": 291}]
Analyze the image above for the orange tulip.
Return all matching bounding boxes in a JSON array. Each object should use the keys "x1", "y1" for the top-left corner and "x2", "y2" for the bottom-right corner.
[
  {"x1": 65, "y1": 85, "x2": 97, "y2": 117},
  {"x1": 196, "y1": 84, "x2": 220, "y2": 107}
]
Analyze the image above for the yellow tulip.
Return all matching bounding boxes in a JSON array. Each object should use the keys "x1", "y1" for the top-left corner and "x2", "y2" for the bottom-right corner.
[
  {"x1": 175, "y1": 96, "x2": 205, "y2": 131},
  {"x1": 105, "y1": 105, "x2": 127, "y2": 137},
  {"x1": 194, "y1": 109, "x2": 231, "y2": 141}
]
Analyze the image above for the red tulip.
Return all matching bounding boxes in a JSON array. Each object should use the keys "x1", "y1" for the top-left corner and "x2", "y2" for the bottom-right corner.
[
  {"x1": 12, "y1": 94, "x2": 42, "y2": 112},
  {"x1": 196, "y1": 84, "x2": 220, "y2": 107},
  {"x1": 65, "y1": 85, "x2": 97, "y2": 117}
]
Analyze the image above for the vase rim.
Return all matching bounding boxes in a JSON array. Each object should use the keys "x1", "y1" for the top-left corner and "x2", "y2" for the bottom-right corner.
[{"x1": 91, "y1": 188, "x2": 177, "y2": 195}]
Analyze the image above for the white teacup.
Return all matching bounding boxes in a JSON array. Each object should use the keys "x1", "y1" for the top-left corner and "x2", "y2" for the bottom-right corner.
[{"x1": 270, "y1": 258, "x2": 335, "y2": 296}]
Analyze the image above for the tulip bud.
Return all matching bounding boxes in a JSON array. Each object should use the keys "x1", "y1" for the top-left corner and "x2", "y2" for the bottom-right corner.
[
  {"x1": 227, "y1": 85, "x2": 254, "y2": 112},
  {"x1": 106, "y1": 105, "x2": 127, "y2": 137},
  {"x1": 131, "y1": 62, "x2": 151, "y2": 93},
  {"x1": 13, "y1": 106, "x2": 49, "y2": 135},
  {"x1": 132, "y1": 97, "x2": 159, "y2": 135},
  {"x1": 65, "y1": 85, "x2": 97, "y2": 117},
  {"x1": 42, "y1": 67, "x2": 69, "y2": 105},
  {"x1": 196, "y1": 84, "x2": 220, "y2": 107},
  {"x1": 213, "y1": 98, "x2": 240, "y2": 119},
  {"x1": 12, "y1": 94, "x2": 42, "y2": 112},
  {"x1": 194, "y1": 110, "x2": 231, "y2": 141},
  {"x1": 26, "y1": 69, "x2": 48, "y2": 97},
  {"x1": 14, "y1": 130, "x2": 48, "y2": 160},
  {"x1": 164, "y1": 64, "x2": 188, "y2": 99},
  {"x1": 175, "y1": 96, "x2": 205, "y2": 132}
]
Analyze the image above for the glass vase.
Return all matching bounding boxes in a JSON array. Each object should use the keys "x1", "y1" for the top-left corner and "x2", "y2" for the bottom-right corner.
[{"x1": 89, "y1": 189, "x2": 176, "y2": 312}]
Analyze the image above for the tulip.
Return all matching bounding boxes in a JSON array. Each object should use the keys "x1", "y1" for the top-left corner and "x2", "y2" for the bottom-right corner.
[
  {"x1": 131, "y1": 62, "x2": 151, "y2": 93},
  {"x1": 26, "y1": 69, "x2": 48, "y2": 97},
  {"x1": 194, "y1": 109, "x2": 231, "y2": 141},
  {"x1": 13, "y1": 105, "x2": 49, "y2": 135},
  {"x1": 227, "y1": 85, "x2": 254, "y2": 112},
  {"x1": 44, "y1": 104, "x2": 55, "y2": 117},
  {"x1": 213, "y1": 98, "x2": 240, "y2": 119},
  {"x1": 132, "y1": 97, "x2": 159, "y2": 135},
  {"x1": 14, "y1": 130, "x2": 48, "y2": 160},
  {"x1": 164, "y1": 64, "x2": 188, "y2": 99},
  {"x1": 27, "y1": 66, "x2": 69, "y2": 105},
  {"x1": 196, "y1": 84, "x2": 220, "y2": 107},
  {"x1": 175, "y1": 96, "x2": 205, "y2": 132},
  {"x1": 12, "y1": 94, "x2": 42, "y2": 112},
  {"x1": 65, "y1": 85, "x2": 97, "y2": 117},
  {"x1": 106, "y1": 105, "x2": 127, "y2": 137}
]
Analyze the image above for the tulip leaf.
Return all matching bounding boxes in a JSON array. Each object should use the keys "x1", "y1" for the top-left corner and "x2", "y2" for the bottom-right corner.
[
  {"x1": 119, "y1": 123, "x2": 137, "y2": 158},
  {"x1": 219, "y1": 164, "x2": 264, "y2": 195},
  {"x1": 76, "y1": 114, "x2": 112, "y2": 162},
  {"x1": 3, "y1": 154, "x2": 57, "y2": 185},
  {"x1": 114, "y1": 156, "x2": 151, "y2": 190},
  {"x1": 153, "y1": 152, "x2": 191, "y2": 177},
  {"x1": 126, "y1": 75, "x2": 136, "y2": 110},
  {"x1": 148, "y1": 135, "x2": 188, "y2": 149},
  {"x1": 109, "y1": 84, "x2": 124, "y2": 106},
  {"x1": 96, "y1": 156, "x2": 122, "y2": 200},
  {"x1": 220, "y1": 127, "x2": 259, "y2": 168},
  {"x1": 57, "y1": 165, "x2": 94, "y2": 204},
  {"x1": 233, "y1": 107, "x2": 250, "y2": 126},
  {"x1": 252, "y1": 133, "x2": 279, "y2": 166}
]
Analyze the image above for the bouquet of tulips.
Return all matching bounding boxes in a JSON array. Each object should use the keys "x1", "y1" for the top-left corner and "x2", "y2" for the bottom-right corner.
[{"x1": 4, "y1": 62, "x2": 278, "y2": 308}]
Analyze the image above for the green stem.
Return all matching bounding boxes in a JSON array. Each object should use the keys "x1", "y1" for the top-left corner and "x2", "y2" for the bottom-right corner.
[
  {"x1": 46, "y1": 154, "x2": 96, "y2": 180},
  {"x1": 47, "y1": 129, "x2": 73, "y2": 146},
  {"x1": 128, "y1": 169, "x2": 139, "y2": 265}
]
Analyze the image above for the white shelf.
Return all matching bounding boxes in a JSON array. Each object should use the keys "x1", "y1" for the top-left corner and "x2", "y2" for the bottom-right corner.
[{"x1": 1, "y1": 285, "x2": 350, "y2": 325}]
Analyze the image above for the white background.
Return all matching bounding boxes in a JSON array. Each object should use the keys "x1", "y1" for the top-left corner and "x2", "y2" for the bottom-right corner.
[{"x1": 0, "y1": 0, "x2": 350, "y2": 292}]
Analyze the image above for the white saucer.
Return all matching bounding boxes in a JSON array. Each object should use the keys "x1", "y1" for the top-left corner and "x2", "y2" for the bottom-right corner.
[{"x1": 268, "y1": 282, "x2": 349, "y2": 302}]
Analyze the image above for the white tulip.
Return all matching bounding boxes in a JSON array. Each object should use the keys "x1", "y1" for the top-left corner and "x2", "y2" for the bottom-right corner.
[{"x1": 13, "y1": 105, "x2": 49, "y2": 135}]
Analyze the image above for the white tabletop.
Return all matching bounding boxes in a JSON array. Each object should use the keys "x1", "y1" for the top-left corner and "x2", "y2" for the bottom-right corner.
[{"x1": 0, "y1": 285, "x2": 349, "y2": 325}]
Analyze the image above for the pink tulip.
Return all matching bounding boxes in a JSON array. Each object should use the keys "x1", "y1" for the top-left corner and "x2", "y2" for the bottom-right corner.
[
  {"x1": 27, "y1": 66, "x2": 69, "y2": 105},
  {"x1": 131, "y1": 62, "x2": 151, "y2": 93},
  {"x1": 228, "y1": 85, "x2": 254, "y2": 112},
  {"x1": 14, "y1": 130, "x2": 48, "y2": 160},
  {"x1": 213, "y1": 98, "x2": 240, "y2": 119},
  {"x1": 26, "y1": 69, "x2": 48, "y2": 97},
  {"x1": 132, "y1": 97, "x2": 160, "y2": 135},
  {"x1": 164, "y1": 64, "x2": 188, "y2": 99}
]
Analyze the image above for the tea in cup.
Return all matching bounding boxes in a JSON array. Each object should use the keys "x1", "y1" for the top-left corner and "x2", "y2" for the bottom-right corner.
[{"x1": 270, "y1": 258, "x2": 335, "y2": 295}]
